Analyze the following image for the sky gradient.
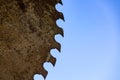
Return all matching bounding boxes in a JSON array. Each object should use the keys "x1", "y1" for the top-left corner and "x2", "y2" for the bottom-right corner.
[{"x1": 34, "y1": 0, "x2": 120, "y2": 80}]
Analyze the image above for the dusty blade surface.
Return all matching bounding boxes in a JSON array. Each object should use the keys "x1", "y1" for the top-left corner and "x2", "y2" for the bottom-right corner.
[{"x1": 0, "y1": 0, "x2": 64, "y2": 80}]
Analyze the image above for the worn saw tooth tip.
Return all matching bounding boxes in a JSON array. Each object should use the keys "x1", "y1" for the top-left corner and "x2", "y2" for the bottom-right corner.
[
  {"x1": 59, "y1": 0, "x2": 63, "y2": 5},
  {"x1": 57, "y1": 27, "x2": 64, "y2": 37},
  {"x1": 41, "y1": 67, "x2": 48, "y2": 79},
  {"x1": 52, "y1": 39, "x2": 61, "y2": 52},
  {"x1": 49, "y1": 55, "x2": 56, "y2": 66},
  {"x1": 55, "y1": 41, "x2": 61, "y2": 52},
  {"x1": 39, "y1": 64, "x2": 48, "y2": 79},
  {"x1": 59, "y1": 12, "x2": 65, "y2": 21}
]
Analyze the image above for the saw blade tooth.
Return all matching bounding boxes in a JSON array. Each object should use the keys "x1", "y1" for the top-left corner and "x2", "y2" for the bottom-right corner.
[
  {"x1": 57, "y1": 26, "x2": 64, "y2": 37},
  {"x1": 40, "y1": 64, "x2": 48, "y2": 79},
  {"x1": 56, "y1": 12, "x2": 65, "y2": 21},
  {"x1": 51, "y1": 38, "x2": 61, "y2": 52},
  {"x1": 42, "y1": 70, "x2": 48, "y2": 79},
  {"x1": 54, "y1": 8, "x2": 65, "y2": 21},
  {"x1": 48, "y1": 55, "x2": 56, "y2": 66},
  {"x1": 58, "y1": 0, "x2": 63, "y2": 5},
  {"x1": 59, "y1": 12, "x2": 65, "y2": 21},
  {"x1": 54, "y1": 24, "x2": 64, "y2": 37},
  {"x1": 49, "y1": 0, "x2": 63, "y2": 6},
  {"x1": 55, "y1": 41, "x2": 61, "y2": 52}
]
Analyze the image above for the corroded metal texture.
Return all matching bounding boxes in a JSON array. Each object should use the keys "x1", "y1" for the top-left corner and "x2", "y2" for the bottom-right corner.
[{"x1": 0, "y1": 0, "x2": 64, "y2": 80}]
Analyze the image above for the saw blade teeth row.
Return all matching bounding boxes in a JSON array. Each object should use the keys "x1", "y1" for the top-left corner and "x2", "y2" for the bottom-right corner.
[
  {"x1": 40, "y1": 0, "x2": 63, "y2": 79},
  {"x1": 48, "y1": 54, "x2": 56, "y2": 66}
]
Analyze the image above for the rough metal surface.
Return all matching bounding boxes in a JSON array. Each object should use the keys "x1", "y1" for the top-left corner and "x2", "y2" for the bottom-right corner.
[{"x1": 0, "y1": 0, "x2": 64, "y2": 80}]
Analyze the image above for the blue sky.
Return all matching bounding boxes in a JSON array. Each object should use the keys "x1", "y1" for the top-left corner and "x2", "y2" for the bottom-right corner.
[{"x1": 34, "y1": 0, "x2": 120, "y2": 80}]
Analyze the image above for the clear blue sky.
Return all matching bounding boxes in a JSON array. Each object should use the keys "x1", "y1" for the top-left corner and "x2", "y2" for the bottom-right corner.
[{"x1": 34, "y1": 0, "x2": 120, "y2": 80}]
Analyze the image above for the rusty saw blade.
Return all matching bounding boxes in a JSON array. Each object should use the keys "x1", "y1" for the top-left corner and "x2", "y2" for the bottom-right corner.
[{"x1": 0, "y1": 0, "x2": 64, "y2": 80}]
